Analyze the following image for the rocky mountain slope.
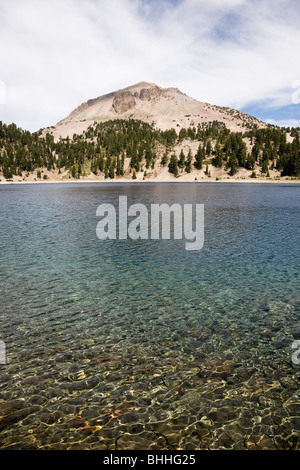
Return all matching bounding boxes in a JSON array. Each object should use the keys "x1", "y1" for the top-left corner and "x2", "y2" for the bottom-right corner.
[
  {"x1": 43, "y1": 81, "x2": 265, "y2": 141},
  {"x1": 2, "y1": 82, "x2": 298, "y2": 183}
]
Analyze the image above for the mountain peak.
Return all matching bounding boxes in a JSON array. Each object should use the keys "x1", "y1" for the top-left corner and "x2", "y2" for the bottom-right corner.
[
  {"x1": 45, "y1": 82, "x2": 264, "y2": 140},
  {"x1": 124, "y1": 81, "x2": 157, "y2": 90}
]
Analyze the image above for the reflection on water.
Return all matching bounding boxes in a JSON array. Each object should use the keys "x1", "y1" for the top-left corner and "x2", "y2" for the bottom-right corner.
[{"x1": 0, "y1": 183, "x2": 299, "y2": 449}]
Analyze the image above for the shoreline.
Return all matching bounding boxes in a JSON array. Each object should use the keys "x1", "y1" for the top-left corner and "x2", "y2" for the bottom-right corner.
[{"x1": 1, "y1": 177, "x2": 299, "y2": 185}]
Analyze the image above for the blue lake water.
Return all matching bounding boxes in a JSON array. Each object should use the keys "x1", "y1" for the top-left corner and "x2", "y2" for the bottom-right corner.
[{"x1": 0, "y1": 182, "x2": 299, "y2": 450}]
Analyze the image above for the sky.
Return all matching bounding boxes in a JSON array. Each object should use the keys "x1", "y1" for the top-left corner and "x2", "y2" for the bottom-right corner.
[{"x1": 0, "y1": 0, "x2": 299, "y2": 132}]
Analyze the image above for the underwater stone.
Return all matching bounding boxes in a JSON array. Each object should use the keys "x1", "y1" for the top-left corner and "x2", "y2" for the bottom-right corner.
[
  {"x1": 280, "y1": 377, "x2": 298, "y2": 389},
  {"x1": 235, "y1": 367, "x2": 257, "y2": 381},
  {"x1": 119, "y1": 412, "x2": 143, "y2": 424},
  {"x1": 0, "y1": 399, "x2": 25, "y2": 415},
  {"x1": 37, "y1": 411, "x2": 61, "y2": 425},
  {"x1": 191, "y1": 427, "x2": 210, "y2": 441},
  {"x1": 68, "y1": 364, "x2": 80, "y2": 373},
  {"x1": 116, "y1": 432, "x2": 165, "y2": 450},
  {"x1": 24, "y1": 376, "x2": 42, "y2": 385},
  {"x1": 0, "y1": 405, "x2": 40, "y2": 431},
  {"x1": 28, "y1": 395, "x2": 47, "y2": 405},
  {"x1": 207, "y1": 410, "x2": 229, "y2": 423},
  {"x1": 245, "y1": 433, "x2": 276, "y2": 450},
  {"x1": 126, "y1": 423, "x2": 144, "y2": 434}
]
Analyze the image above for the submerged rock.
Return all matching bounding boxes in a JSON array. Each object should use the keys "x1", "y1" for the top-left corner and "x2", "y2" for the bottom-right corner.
[
  {"x1": 207, "y1": 410, "x2": 229, "y2": 423},
  {"x1": 24, "y1": 376, "x2": 42, "y2": 385},
  {"x1": 116, "y1": 432, "x2": 165, "y2": 450},
  {"x1": 245, "y1": 433, "x2": 276, "y2": 450},
  {"x1": 235, "y1": 367, "x2": 257, "y2": 381},
  {"x1": 0, "y1": 406, "x2": 40, "y2": 431}
]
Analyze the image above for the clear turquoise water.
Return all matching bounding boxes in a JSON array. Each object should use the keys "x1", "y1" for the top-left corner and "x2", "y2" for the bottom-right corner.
[{"x1": 0, "y1": 182, "x2": 299, "y2": 450}]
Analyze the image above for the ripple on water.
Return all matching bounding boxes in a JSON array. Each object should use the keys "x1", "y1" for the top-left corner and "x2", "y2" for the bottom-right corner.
[{"x1": 0, "y1": 183, "x2": 299, "y2": 449}]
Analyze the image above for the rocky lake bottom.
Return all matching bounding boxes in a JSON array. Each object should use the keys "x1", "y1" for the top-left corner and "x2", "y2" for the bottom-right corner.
[{"x1": 0, "y1": 182, "x2": 299, "y2": 450}]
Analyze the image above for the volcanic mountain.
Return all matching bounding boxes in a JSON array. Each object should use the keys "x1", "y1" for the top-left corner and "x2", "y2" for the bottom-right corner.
[{"x1": 44, "y1": 81, "x2": 264, "y2": 140}]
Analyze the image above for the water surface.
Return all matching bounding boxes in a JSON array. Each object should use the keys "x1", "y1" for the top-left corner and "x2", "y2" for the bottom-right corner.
[{"x1": 0, "y1": 182, "x2": 299, "y2": 450}]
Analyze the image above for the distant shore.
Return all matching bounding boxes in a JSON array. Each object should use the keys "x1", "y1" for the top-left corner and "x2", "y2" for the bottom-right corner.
[{"x1": 1, "y1": 176, "x2": 299, "y2": 185}]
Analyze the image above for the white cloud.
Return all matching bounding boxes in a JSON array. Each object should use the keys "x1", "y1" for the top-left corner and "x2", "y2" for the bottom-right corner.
[
  {"x1": 0, "y1": 0, "x2": 299, "y2": 131},
  {"x1": 265, "y1": 118, "x2": 300, "y2": 128}
]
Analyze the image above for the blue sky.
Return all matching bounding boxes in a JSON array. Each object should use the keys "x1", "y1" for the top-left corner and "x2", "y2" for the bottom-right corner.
[{"x1": 0, "y1": 0, "x2": 299, "y2": 131}]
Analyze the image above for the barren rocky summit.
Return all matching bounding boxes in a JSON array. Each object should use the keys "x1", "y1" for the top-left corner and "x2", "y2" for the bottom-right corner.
[{"x1": 44, "y1": 81, "x2": 264, "y2": 141}]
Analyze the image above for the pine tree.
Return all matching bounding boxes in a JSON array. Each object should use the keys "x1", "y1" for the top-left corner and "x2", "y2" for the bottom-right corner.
[
  {"x1": 228, "y1": 152, "x2": 238, "y2": 176},
  {"x1": 206, "y1": 140, "x2": 212, "y2": 157},
  {"x1": 212, "y1": 143, "x2": 223, "y2": 167},
  {"x1": 98, "y1": 155, "x2": 104, "y2": 172},
  {"x1": 194, "y1": 144, "x2": 204, "y2": 170},
  {"x1": 161, "y1": 152, "x2": 168, "y2": 166},
  {"x1": 185, "y1": 149, "x2": 192, "y2": 173},
  {"x1": 168, "y1": 154, "x2": 178, "y2": 177},
  {"x1": 178, "y1": 150, "x2": 185, "y2": 169},
  {"x1": 109, "y1": 158, "x2": 115, "y2": 179}
]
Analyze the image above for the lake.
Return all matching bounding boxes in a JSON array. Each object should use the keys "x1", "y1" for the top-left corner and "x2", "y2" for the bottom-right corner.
[{"x1": 0, "y1": 182, "x2": 299, "y2": 450}]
